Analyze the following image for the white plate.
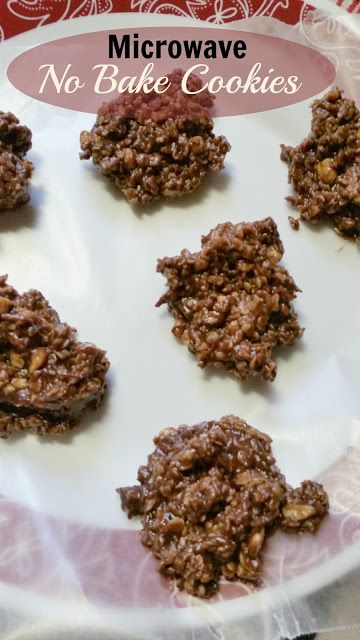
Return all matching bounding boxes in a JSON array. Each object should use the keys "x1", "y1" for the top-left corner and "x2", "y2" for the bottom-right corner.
[{"x1": 0, "y1": 8, "x2": 359, "y2": 640}]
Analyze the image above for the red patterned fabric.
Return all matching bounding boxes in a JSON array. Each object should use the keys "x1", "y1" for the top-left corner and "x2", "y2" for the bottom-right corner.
[
  {"x1": 336, "y1": 0, "x2": 360, "y2": 12},
  {"x1": 1, "y1": 0, "x2": 357, "y2": 45},
  {"x1": 1, "y1": 1, "x2": 357, "y2": 44},
  {"x1": 0, "y1": 1, "x2": 314, "y2": 42}
]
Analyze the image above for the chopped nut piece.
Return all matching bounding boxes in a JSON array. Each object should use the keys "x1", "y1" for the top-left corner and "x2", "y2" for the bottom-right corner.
[
  {"x1": 238, "y1": 552, "x2": 261, "y2": 580},
  {"x1": 282, "y1": 504, "x2": 316, "y2": 521},
  {"x1": 28, "y1": 347, "x2": 48, "y2": 373},
  {"x1": 3, "y1": 383, "x2": 14, "y2": 395},
  {"x1": 0, "y1": 298, "x2": 13, "y2": 314},
  {"x1": 222, "y1": 561, "x2": 236, "y2": 579},
  {"x1": 162, "y1": 516, "x2": 185, "y2": 536},
  {"x1": 11, "y1": 377, "x2": 28, "y2": 390},
  {"x1": 281, "y1": 87, "x2": 360, "y2": 239},
  {"x1": 156, "y1": 217, "x2": 303, "y2": 382},
  {"x1": 316, "y1": 158, "x2": 337, "y2": 184},
  {"x1": 246, "y1": 529, "x2": 265, "y2": 557},
  {"x1": 9, "y1": 351, "x2": 24, "y2": 368},
  {"x1": 119, "y1": 416, "x2": 329, "y2": 597}
]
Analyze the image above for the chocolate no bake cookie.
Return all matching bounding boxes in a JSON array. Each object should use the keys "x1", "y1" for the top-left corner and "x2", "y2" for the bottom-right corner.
[
  {"x1": 0, "y1": 276, "x2": 109, "y2": 437},
  {"x1": 281, "y1": 87, "x2": 360, "y2": 238},
  {"x1": 80, "y1": 69, "x2": 230, "y2": 204},
  {"x1": 119, "y1": 415, "x2": 329, "y2": 597},
  {"x1": 156, "y1": 217, "x2": 303, "y2": 382},
  {"x1": 0, "y1": 112, "x2": 33, "y2": 210}
]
